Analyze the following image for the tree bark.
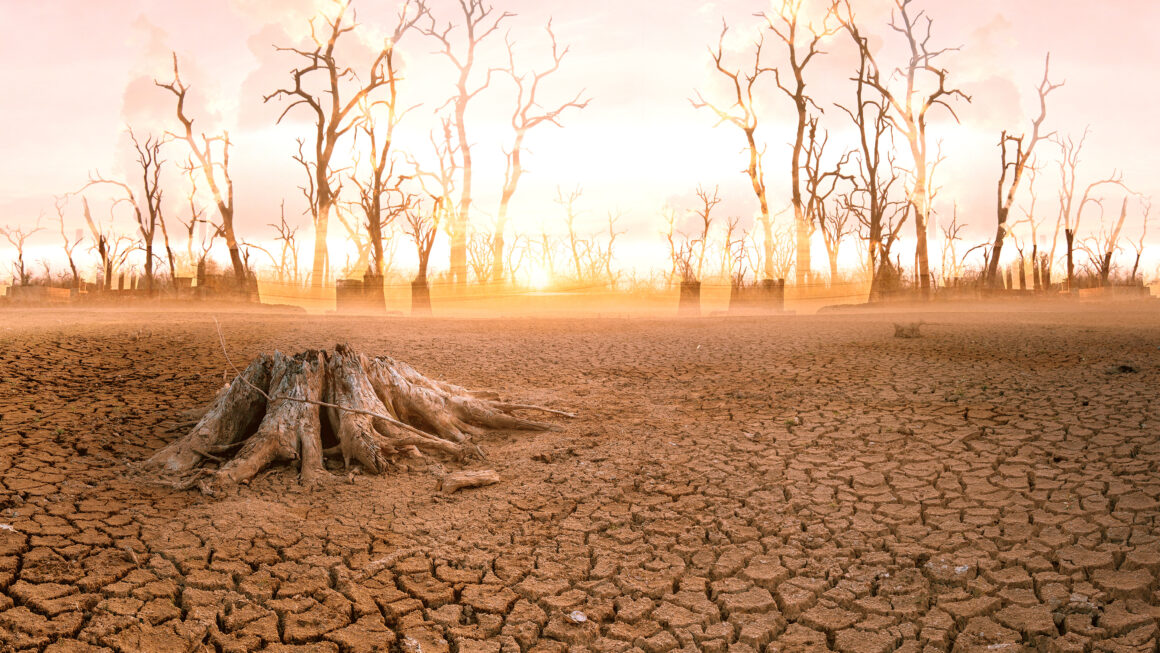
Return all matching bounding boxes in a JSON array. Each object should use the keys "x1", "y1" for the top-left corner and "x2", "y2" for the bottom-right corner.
[
  {"x1": 146, "y1": 345, "x2": 568, "y2": 493},
  {"x1": 1065, "y1": 228, "x2": 1075, "y2": 292}
]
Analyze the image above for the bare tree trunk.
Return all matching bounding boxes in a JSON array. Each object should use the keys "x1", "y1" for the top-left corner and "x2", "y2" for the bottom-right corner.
[
  {"x1": 911, "y1": 161, "x2": 932, "y2": 299},
  {"x1": 1065, "y1": 228, "x2": 1075, "y2": 292},
  {"x1": 1031, "y1": 243, "x2": 1041, "y2": 290}
]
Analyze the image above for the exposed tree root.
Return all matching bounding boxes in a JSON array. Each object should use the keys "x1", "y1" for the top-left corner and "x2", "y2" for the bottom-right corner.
[{"x1": 143, "y1": 344, "x2": 571, "y2": 493}]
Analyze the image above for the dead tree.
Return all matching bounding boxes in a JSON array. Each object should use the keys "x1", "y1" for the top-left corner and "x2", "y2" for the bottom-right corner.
[
  {"x1": 348, "y1": 2, "x2": 426, "y2": 293},
  {"x1": 840, "y1": 0, "x2": 970, "y2": 298},
  {"x1": 491, "y1": 22, "x2": 588, "y2": 283},
  {"x1": 334, "y1": 199, "x2": 372, "y2": 280},
  {"x1": 1011, "y1": 161, "x2": 1049, "y2": 290},
  {"x1": 767, "y1": 221, "x2": 797, "y2": 282},
  {"x1": 690, "y1": 185, "x2": 721, "y2": 279},
  {"x1": 85, "y1": 129, "x2": 170, "y2": 295},
  {"x1": 266, "y1": 0, "x2": 406, "y2": 290},
  {"x1": 52, "y1": 196, "x2": 83, "y2": 289},
  {"x1": 985, "y1": 54, "x2": 1062, "y2": 288},
  {"x1": 144, "y1": 342, "x2": 570, "y2": 492},
  {"x1": 467, "y1": 228, "x2": 493, "y2": 282},
  {"x1": 763, "y1": 0, "x2": 839, "y2": 286},
  {"x1": 1052, "y1": 130, "x2": 1129, "y2": 291},
  {"x1": 505, "y1": 233, "x2": 530, "y2": 282},
  {"x1": 661, "y1": 207, "x2": 679, "y2": 288},
  {"x1": 536, "y1": 222, "x2": 561, "y2": 281},
  {"x1": 837, "y1": 20, "x2": 907, "y2": 301},
  {"x1": 270, "y1": 201, "x2": 303, "y2": 285},
  {"x1": 177, "y1": 167, "x2": 218, "y2": 275},
  {"x1": 1, "y1": 220, "x2": 44, "y2": 286},
  {"x1": 80, "y1": 197, "x2": 133, "y2": 291},
  {"x1": 1130, "y1": 197, "x2": 1151, "y2": 283},
  {"x1": 720, "y1": 215, "x2": 744, "y2": 282},
  {"x1": 404, "y1": 195, "x2": 441, "y2": 312},
  {"x1": 556, "y1": 186, "x2": 585, "y2": 281},
  {"x1": 602, "y1": 212, "x2": 624, "y2": 285},
  {"x1": 691, "y1": 22, "x2": 775, "y2": 280},
  {"x1": 1082, "y1": 197, "x2": 1130, "y2": 286},
  {"x1": 803, "y1": 119, "x2": 854, "y2": 284},
  {"x1": 157, "y1": 54, "x2": 248, "y2": 285},
  {"x1": 422, "y1": 0, "x2": 513, "y2": 286},
  {"x1": 939, "y1": 203, "x2": 967, "y2": 284}
]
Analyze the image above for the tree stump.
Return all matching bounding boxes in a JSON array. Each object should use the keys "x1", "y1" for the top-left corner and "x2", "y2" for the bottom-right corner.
[
  {"x1": 144, "y1": 344, "x2": 572, "y2": 493},
  {"x1": 893, "y1": 322, "x2": 923, "y2": 338},
  {"x1": 677, "y1": 281, "x2": 701, "y2": 317},
  {"x1": 411, "y1": 279, "x2": 432, "y2": 316}
]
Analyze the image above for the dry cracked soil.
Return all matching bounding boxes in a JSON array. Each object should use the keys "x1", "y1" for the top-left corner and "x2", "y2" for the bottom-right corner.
[{"x1": 0, "y1": 305, "x2": 1158, "y2": 653}]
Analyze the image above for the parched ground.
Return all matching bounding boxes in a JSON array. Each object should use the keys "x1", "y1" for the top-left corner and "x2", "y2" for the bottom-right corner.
[{"x1": 0, "y1": 305, "x2": 1158, "y2": 653}]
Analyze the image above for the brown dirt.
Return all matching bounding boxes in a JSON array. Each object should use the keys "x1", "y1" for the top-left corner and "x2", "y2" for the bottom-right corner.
[{"x1": 0, "y1": 305, "x2": 1158, "y2": 652}]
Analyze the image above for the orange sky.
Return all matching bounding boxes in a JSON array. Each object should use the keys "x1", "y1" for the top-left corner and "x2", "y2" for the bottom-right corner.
[{"x1": 1, "y1": 0, "x2": 1158, "y2": 282}]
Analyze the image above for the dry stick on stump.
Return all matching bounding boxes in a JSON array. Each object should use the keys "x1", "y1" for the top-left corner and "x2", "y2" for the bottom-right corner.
[
  {"x1": 438, "y1": 469, "x2": 501, "y2": 493},
  {"x1": 142, "y1": 319, "x2": 572, "y2": 493}
]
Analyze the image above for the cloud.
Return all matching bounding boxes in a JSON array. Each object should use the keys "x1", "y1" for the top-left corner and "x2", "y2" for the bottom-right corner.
[
  {"x1": 963, "y1": 75, "x2": 1023, "y2": 133},
  {"x1": 119, "y1": 15, "x2": 174, "y2": 130}
]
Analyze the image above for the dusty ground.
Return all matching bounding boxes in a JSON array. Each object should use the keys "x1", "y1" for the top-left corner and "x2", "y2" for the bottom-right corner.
[{"x1": 0, "y1": 305, "x2": 1158, "y2": 653}]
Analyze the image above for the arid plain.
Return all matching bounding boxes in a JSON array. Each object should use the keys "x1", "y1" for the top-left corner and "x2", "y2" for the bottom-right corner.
[{"x1": 0, "y1": 305, "x2": 1158, "y2": 652}]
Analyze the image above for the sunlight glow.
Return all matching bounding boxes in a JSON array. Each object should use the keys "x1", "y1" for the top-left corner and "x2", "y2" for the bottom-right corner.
[{"x1": 527, "y1": 263, "x2": 553, "y2": 291}]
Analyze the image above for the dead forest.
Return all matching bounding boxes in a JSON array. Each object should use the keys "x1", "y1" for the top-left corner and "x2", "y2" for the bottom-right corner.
[{"x1": 2, "y1": 0, "x2": 1155, "y2": 312}]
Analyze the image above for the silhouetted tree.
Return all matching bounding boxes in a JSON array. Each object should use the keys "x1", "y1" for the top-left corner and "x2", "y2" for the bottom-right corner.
[
  {"x1": 690, "y1": 184, "x2": 721, "y2": 280},
  {"x1": 266, "y1": 0, "x2": 408, "y2": 289},
  {"x1": 1, "y1": 220, "x2": 43, "y2": 286},
  {"x1": 841, "y1": 0, "x2": 970, "y2": 298},
  {"x1": 985, "y1": 54, "x2": 1061, "y2": 288},
  {"x1": 270, "y1": 201, "x2": 303, "y2": 285},
  {"x1": 491, "y1": 22, "x2": 588, "y2": 282},
  {"x1": 836, "y1": 26, "x2": 908, "y2": 301},
  {"x1": 1082, "y1": 197, "x2": 1130, "y2": 286},
  {"x1": 86, "y1": 129, "x2": 169, "y2": 295},
  {"x1": 157, "y1": 54, "x2": 248, "y2": 285},
  {"x1": 763, "y1": 0, "x2": 839, "y2": 285},
  {"x1": 556, "y1": 186, "x2": 585, "y2": 281},
  {"x1": 691, "y1": 22, "x2": 775, "y2": 280},
  {"x1": 1130, "y1": 197, "x2": 1151, "y2": 284},
  {"x1": 1051, "y1": 129, "x2": 1128, "y2": 291},
  {"x1": 802, "y1": 119, "x2": 854, "y2": 283},
  {"x1": 80, "y1": 197, "x2": 132, "y2": 291},
  {"x1": 52, "y1": 196, "x2": 83, "y2": 289},
  {"x1": 421, "y1": 0, "x2": 513, "y2": 286},
  {"x1": 349, "y1": 1, "x2": 427, "y2": 290}
]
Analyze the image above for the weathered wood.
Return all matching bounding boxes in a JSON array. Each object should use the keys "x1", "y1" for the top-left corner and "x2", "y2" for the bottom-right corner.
[
  {"x1": 146, "y1": 344, "x2": 572, "y2": 493},
  {"x1": 438, "y1": 469, "x2": 500, "y2": 493},
  {"x1": 145, "y1": 354, "x2": 271, "y2": 472},
  {"x1": 326, "y1": 344, "x2": 393, "y2": 474},
  {"x1": 214, "y1": 351, "x2": 327, "y2": 489},
  {"x1": 894, "y1": 322, "x2": 922, "y2": 338}
]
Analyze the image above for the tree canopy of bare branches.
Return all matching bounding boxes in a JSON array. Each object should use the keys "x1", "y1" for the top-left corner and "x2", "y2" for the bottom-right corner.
[
  {"x1": 83, "y1": 129, "x2": 170, "y2": 295},
  {"x1": 763, "y1": 0, "x2": 839, "y2": 286},
  {"x1": 691, "y1": 22, "x2": 775, "y2": 281},
  {"x1": 1, "y1": 220, "x2": 44, "y2": 286},
  {"x1": 985, "y1": 54, "x2": 1062, "y2": 288},
  {"x1": 491, "y1": 21, "x2": 588, "y2": 283},
  {"x1": 421, "y1": 0, "x2": 513, "y2": 287},
  {"x1": 840, "y1": 0, "x2": 970, "y2": 298},
  {"x1": 157, "y1": 53, "x2": 248, "y2": 285},
  {"x1": 1051, "y1": 129, "x2": 1131, "y2": 291},
  {"x1": 265, "y1": 0, "x2": 411, "y2": 289}
]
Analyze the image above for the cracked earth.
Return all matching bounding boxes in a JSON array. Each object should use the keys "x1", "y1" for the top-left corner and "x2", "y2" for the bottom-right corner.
[{"x1": 0, "y1": 306, "x2": 1158, "y2": 653}]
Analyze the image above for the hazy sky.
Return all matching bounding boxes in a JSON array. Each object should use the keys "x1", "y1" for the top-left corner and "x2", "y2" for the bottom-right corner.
[{"x1": 1, "y1": 0, "x2": 1158, "y2": 281}]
